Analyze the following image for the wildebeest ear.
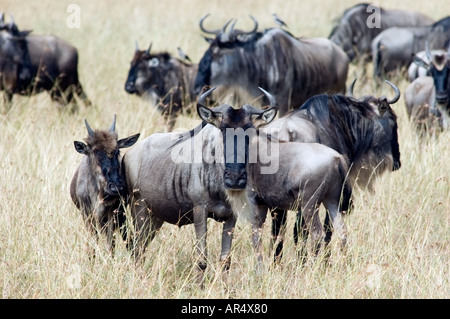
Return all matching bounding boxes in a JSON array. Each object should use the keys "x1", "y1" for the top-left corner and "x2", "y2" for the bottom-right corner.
[
  {"x1": 19, "y1": 29, "x2": 32, "y2": 37},
  {"x1": 74, "y1": 141, "x2": 87, "y2": 154},
  {"x1": 378, "y1": 97, "x2": 390, "y2": 116},
  {"x1": 203, "y1": 36, "x2": 213, "y2": 44},
  {"x1": 412, "y1": 54, "x2": 429, "y2": 69},
  {"x1": 118, "y1": 133, "x2": 140, "y2": 149},
  {"x1": 252, "y1": 107, "x2": 278, "y2": 128},
  {"x1": 10, "y1": 30, "x2": 32, "y2": 40},
  {"x1": 197, "y1": 105, "x2": 221, "y2": 127}
]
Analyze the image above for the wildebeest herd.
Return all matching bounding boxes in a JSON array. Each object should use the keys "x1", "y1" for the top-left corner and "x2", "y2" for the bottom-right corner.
[{"x1": 1, "y1": 3, "x2": 449, "y2": 286}]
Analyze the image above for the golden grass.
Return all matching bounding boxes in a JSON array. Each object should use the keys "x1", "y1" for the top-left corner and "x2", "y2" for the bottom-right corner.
[{"x1": 0, "y1": 0, "x2": 449, "y2": 298}]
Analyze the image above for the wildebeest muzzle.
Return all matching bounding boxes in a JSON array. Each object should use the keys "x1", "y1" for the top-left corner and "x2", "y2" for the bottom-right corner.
[{"x1": 224, "y1": 164, "x2": 247, "y2": 190}]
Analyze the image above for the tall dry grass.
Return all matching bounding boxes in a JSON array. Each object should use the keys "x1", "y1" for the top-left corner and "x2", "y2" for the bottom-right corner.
[{"x1": 0, "y1": 0, "x2": 448, "y2": 298}]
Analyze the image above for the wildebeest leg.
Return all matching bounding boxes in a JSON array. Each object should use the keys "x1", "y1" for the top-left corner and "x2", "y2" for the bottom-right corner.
[
  {"x1": 82, "y1": 211, "x2": 99, "y2": 261},
  {"x1": 130, "y1": 195, "x2": 163, "y2": 262},
  {"x1": 325, "y1": 204, "x2": 348, "y2": 250},
  {"x1": 300, "y1": 202, "x2": 323, "y2": 260},
  {"x1": 50, "y1": 88, "x2": 66, "y2": 107},
  {"x1": 103, "y1": 210, "x2": 116, "y2": 257},
  {"x1": 321, "y1": 212, "x2": 334, "y2": 263},
  {"x1": 74, "y1": 82, "x2": 92, "y2": 107},
  {"x1": 2, "y1": 91, "x2": 13, "y2": 113},
  {"x1": 219, "y1": 215, "x2": 237, "y2": 285},
  {"x1": 251, "y1": 204, "x2": 269, "y2": 272},
  {"x1": 193, "y1": 205, "x2": 208, "y2": 287},
  {"x1": 271, "y1": 208, "x2": 287, "y2": 264},
  {"x1": 323, "y1": 212, "x2": 333, "y2": 246},
  {"x1": 294, "y1": 211, "x2": 309, "y2": 264}
]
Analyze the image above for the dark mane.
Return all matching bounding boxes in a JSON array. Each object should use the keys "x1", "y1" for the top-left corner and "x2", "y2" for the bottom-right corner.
[
  {"x1": 432, "y1": 16, "x2": 450, "y2": 31},
  {"x1": 297, "y1": 94, "x2": 379, "y2": 162}
]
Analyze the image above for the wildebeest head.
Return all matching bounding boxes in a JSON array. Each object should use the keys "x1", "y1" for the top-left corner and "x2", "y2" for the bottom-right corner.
[
  {"x1": 125, "y1": 42, "x2": 178, "y2": 99},
  {"x1": 0, "y1": 14, "x2": 32, "y2": 92},
  {"x1": 74, "y1": 115, "x2": 140, "y2": 198},
  {"x1": 347, "y1": 79, "x2": 401, "y2": 171},
  {"x1": 125, "y1": 42, "x2": 157, "y2": 94},
  {"x1": 194, "y1": 14, "x2": 259, "y2": 95},
  {"x1": 413, "y1": 45, "x2": 450, "y2": 109},
  {"x1": 328, "y1": 3, "x2": 382, "y2": 61},
  {"x1": 197, "y1": 86, "x2": 277, "y2": 190}
]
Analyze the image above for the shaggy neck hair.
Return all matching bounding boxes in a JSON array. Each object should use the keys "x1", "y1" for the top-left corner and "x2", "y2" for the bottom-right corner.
[{"x1": 299, "y1": 94, "x2": 397, "y2": 168}]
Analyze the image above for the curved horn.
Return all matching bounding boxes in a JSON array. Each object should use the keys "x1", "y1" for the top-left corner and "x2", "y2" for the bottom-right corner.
[
  {"x1": 425, "y1": 41, "x2": 432, "y2": 61},
  {"x1": 227, "y1": 19, "x2": 237, "y2": 34},
  {"x1": 84, "y1": 119, "x2": 94, "y2": 136},
  {"x1": 0, "y1": 13, "x2": 4, "y2": 27},
  {"x1": 235, "y1": 15, "x2": 258, "y2": 37},
  {"x1": 347, "y1": 78, "x2": 357, "y2": 97},
  {"x1": 199, "y1": 14, "x2": 233, "y2": 35},
  {"x1": 8, "y1": 14, "x2": 15, "y2": 29},
  {"x1": 258, "y1": 87, "x2": 277, "y2": 109},
  {"x1": 222, "y1": 19, "x2": 234, "y2": 33},
  {"x1": 147, "y1": 42, "x2": 152, "y2": 54},
  {"x1": 135, "y1": 40, "x2": 139, "y2": 51},
  {"x1": 384, "y1": 80, "x2": 400, "y2": 104},
  {"x1": 198, "y1": 86, "x2": 217, "y2": 106},
  {"x1": 110, "y1": 114, "x2": 117, "y2": 132}
]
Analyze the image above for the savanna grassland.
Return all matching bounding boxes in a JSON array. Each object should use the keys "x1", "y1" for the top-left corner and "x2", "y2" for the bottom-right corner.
[{"x1": 0, "y1": 0, "x2": 448, "y2": 299}]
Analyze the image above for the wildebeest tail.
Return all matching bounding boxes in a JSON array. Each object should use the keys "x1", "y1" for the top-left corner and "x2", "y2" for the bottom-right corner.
[
  {"x1": 338, "y1": 158, "x2": 353, "y2": 214},
  {"x1": 373, "y1": 40, "x2": 383, "y2": 79}
]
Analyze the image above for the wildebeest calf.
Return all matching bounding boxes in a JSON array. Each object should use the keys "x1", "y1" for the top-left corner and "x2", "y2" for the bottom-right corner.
[{"x1": 70, "y1": 115, "x2": 140, "y2": 258}]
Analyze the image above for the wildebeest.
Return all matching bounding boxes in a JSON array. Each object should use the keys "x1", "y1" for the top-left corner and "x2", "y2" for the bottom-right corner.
[
  {"x1": 195, "y1": 14, "x2": 349, "y2": 116},
  {"x1": 372, "y1": 16, "x2": 450, "y2": 79},
  {"x1": 70, "y1": 115, "x2": 140, "y2": 258},
  {"x1": 262, "y1": 81, "x2": 401, "y2": 260},
  {"x1": 0, "y1": 15, "x2": 91, "y2": 111},
  {"x1": 0, "y1": 15, "x2": 31, "y2": 105},
  {"x1": 405, "y1": 48, "x2": 450, "y2": 131},
  {"x1": 124, "y1": 42, "x2": 198, "y2": 131},
  {"x1": 197, "y1": 87, "x2": 351, "y2": 265},
  {"x1": 329, "y1": 3, "x2": 434, "y2": 62},
  {"x1": 122, "y1": 108, "x2": 239, "y2": 285}
]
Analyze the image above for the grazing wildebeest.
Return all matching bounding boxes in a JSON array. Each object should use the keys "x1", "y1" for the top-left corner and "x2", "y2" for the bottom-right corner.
[
  {"x1": 70, "y1": 115, "x2": 140, "y2": 258},
  {"x1": 0, "y1": 16, "x2": 91, "y2": 111},
  {"x1": 405, "y1": 48, "x2": 450, "y2": 131},
  {"x1": 124, "y1": 42, "x2": 198, "y2": 131},
  {"x1": 372, "y1": 17, "x2": 450, "y2": 79},
  {"x1": 195, "y1": 14, "x2": 349, "y2": 116},
  {"x1": 0, "y1": 15, "x2": 32, "y2": 106},
  {"x1": 262, "y1": 81, "x2": 401, "y2": 261},
  {"x1": 197, "y1": 87, "x2": 352, "y2": 266},
  {"x1": 122, "y1": 109, "x2": 239, "y2": 285},
  {"x1": 329, "y1": 3, "x2": 434, "y2": 62}
]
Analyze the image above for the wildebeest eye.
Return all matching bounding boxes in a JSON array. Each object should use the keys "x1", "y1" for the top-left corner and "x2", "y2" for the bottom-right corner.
[{"x1": 148, "y1": 58, "x2": 159, "y2": 67}]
